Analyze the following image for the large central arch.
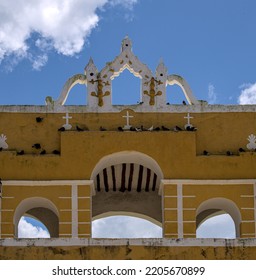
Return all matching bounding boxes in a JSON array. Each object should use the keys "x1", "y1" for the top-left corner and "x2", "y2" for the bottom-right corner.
[{"x1": 90, "y1": 151, "x2": 164, "y2": 224}]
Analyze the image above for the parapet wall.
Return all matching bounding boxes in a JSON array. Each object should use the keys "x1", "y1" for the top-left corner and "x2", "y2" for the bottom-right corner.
[{"x1": 1, "y1": 238, "x2": 256, "y2": 260}]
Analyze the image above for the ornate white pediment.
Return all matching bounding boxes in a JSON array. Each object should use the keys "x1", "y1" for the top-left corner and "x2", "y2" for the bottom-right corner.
[{"x1": 48, "y1": 37, "x2": 199, "y2": 112}]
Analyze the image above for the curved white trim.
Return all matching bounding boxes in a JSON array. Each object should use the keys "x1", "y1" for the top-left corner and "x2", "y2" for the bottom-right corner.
[
  {"x1": 167, "y1": 74, "x2": 199, "y2": 105},
  {"x1": 54, "y1": 74, "x2": 87, "y2": 106},
  {"x1": 196, "y1": 197, "x2": 241, "y2": 238},
  {"x1": 90, "y1": 151, "x2": 164, "y2": 183},
  {"x1": 92, "y1": 211, "x2": 162, "y2": 227}
]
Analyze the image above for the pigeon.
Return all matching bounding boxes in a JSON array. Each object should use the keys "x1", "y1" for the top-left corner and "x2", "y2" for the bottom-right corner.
[
  {"x1": 32, "y1": 143, "x2": 41, "y2": 149},
  {"x1": 185, "y1": 125, "x2": 197, "y2": 131},
  {"x1": 161, "y1": 125, "x2": 170, "y2": 131},
  {"x1": 137, "y1": 101, "x2": 144, "y2": 105},
  {"x1": 17, "y1": 150, "x2": 24, "y2": 155},
  {"x1": 0, "y1": 147, "x2": 2, "y2": 152},
  {"x1": 100, "y1": 126, "x2": 107, "y2": 131},
  {"x1": 173, "y1": 126, "x2": 182, "y2": 132},
  {"x1": 76, "y1": 125, "x2": 84, "y2": 131},
  {"x1": 118, "y1": 127, "x2": 124, "y2": 131},
  {"x1": 135, "y1": 127, "x2": 142, "y2": 132},
  {"x1": 154, "y1": 127, "x2": 160, "y2": 131},
  {"x1": 182, "y1": 100, "x2": 187, "y2": 105},
  {"x1": 166, "y1": 102, "x2": 170, "y2": 105},
  {"x1": 36, "y1": 117, "x2": 44, "y2": 123},
  {"x1": 40, "y1": 149, "x2": 46, "y2": 155},
  {"x1": 148, "y1": 125, "x2": 154, "y2": 131},
  {"x1": 58, "y1": 127, "x2": 65, "y2": 132},
  {"x1": 203, "y1": 150, "x2": 210, "y2": 156},
  {"x1": 226, "y1": 151, "x2": 233, "y2": 156},
  {"x1": 130, "y1": 127, "x2": 136, "y2": 131},
  {"x1": 52, "y1": 150, "x2": 60, "y2": 155},
  {"x1": 239, "y1": 148, "x2": 245, "y2": 153}
]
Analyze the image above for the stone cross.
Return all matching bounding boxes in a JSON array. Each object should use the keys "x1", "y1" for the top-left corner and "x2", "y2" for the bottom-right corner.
[
  {"x1": 184, "y1": 113, "x2": 193, "y2": 129},
  {"x1": 122, "y1": 111, "x2": 134, "y2": 130},
  {"x1": 62, "y1": 112, "x2": 72, "y2": 130}
]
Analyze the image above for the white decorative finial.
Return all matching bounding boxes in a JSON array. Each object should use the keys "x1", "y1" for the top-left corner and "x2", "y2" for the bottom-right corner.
[
  {"x1": 122, "y1": 111, "x2": 134, "y2": 130},
  {"x1": 85, "y1": 57, "x2": 98, "y2": 76},
  {"x1": 62, "y1": 113, "x2": 72, "y2": 130},
  {"x1": 247, "y1": 134, "x2": 256, "y2": 150},
  {"x1": 121, "y1": 36, "x2": 132, "y2": 52},
  {"x1": 0, "y1": 134, "x2": 8, "y2": 149}
]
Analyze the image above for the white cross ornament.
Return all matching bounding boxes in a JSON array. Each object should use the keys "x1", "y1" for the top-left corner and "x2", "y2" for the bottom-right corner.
[
  {"x1": 62, "y1": 113, "x2": 72, "y2": 130},
  {"x1": 122, "y1": 111, "x2": 134, "y2": 130},
  {"x1": 184, "y1": 113, "x2": 193, "y2": 129}
]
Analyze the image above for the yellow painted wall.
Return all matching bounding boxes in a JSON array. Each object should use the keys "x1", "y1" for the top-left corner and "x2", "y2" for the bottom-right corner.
[
  {"x1": 1, "y1": 109, "x2": 256, "y2": 240},
  {"x1": 1, "y1": 243, "x2": 256, "y2": 260}
]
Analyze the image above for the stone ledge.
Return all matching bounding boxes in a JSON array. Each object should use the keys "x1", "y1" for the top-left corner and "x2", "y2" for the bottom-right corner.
[{"x1": 1, "y1": 238, "x2": 256, "y2": 247}]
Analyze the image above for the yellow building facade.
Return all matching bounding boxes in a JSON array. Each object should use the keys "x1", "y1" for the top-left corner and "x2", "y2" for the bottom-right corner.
[{"x1": 1, "y1": 37, "x2": 256, "y2": 259}]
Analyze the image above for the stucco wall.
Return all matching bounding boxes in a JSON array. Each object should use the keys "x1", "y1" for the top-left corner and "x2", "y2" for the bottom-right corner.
[{"x1": 1, "y1": 239, "x2": 256, "y2": 260}]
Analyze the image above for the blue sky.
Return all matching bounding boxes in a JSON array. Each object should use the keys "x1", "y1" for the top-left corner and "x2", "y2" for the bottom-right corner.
[
  {"x1": 1, "y1": 0, "x2": 253, "y2": 238},
  {"x1": 1, "y1": 0, "x2": 256, "y2": 106}
]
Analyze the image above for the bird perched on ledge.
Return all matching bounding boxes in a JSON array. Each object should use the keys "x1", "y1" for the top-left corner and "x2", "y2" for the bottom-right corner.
[
  {"x1": 58, "y1": 127, "x2": 65, "y2": 132},
  {"x1": 76, "y1": 125, "x2": 84, "y2": 131},
  {"x1": 32, "y1": 143, "x2": 41, "y2": 149},
  {"x1": 36, "y1": 117, "x2": 44, "y2": 123},
  {"x1": 161, "y1": 125, "x2": 170, "y2": 131},
  {"x1": 17, "y1": 150, "x2": 24, "y2": 155}
]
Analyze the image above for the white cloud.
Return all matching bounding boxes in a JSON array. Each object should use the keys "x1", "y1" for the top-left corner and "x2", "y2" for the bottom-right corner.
[
  {"x1": 18, "y1": 217, "x2": 50, "y2": 238},
  {"x1": 92, "y1": 216, "x2": 162, "y2": 238},
  {"x1": 238, "y1": 83, "x2": 256, "y2": 104},
  {"x1": 0, "y1": 0, "x2": 138, "y2": 68},
  {"x1": 207, "y1": 83, "x2": 217, "y2": 104},
  {"x1": 31, "y1": 54, "x2": 48, "y2": 71}
]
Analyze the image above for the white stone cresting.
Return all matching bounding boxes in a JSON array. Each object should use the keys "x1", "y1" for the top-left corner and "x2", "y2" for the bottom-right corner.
[{"x1": 44, "y1": 37, "x2": 200, "y2": 111}]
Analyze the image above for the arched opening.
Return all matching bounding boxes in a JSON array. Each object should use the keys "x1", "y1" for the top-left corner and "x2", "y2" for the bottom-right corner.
[
  {"x1": 111, "y1": 69, "x2": 141, "y2": 105},
  {"x1": 14, "y1": 197, "x2": 59, "y2": 238},
  {"x1": 92, "y1": 212, "x2": 162, "y2": 238},
  {"x1": 18, "y1": 216, "x2": 50, "y2": 238},
  {"x1": 91, "y1": 151, "x2": 164, "y2": 233},
  {"x1": 196, "y1": 213, "x2": 236, "y2": 238},
  {"x1": 64, "y1": 84, "x2": 87, "y2": 105},
  {"x1": 166, "y1": 84, "x2": 188, "y2": 105},
  {"x1": 196, "y1": 197, "x2": 241, "y2": 238}
]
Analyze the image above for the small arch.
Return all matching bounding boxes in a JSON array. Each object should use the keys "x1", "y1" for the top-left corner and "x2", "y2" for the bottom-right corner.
[
  {"x1": 196, "y1": 197, "x2": 241, "y2": 237},
  {"x1": 14, "y1": 197, "x2": 59, "y2": 238},
  {"x1": 64, "y1": 83, "x2": 87, "y2": 105},
  {"x1": 111, "y1": 69, "x2": 141, "y2": 105},
  {"x1": 166, "y1": 84, "x2": 187, "y2": 105}
]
